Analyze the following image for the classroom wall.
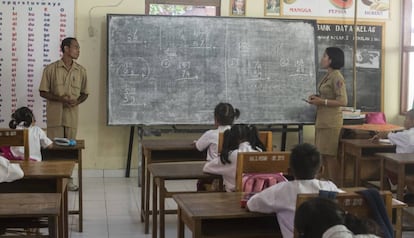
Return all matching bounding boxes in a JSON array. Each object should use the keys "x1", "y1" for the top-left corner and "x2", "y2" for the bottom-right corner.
[{"x1": 75, "y1": 0, "x2": 402, "y2": 171}]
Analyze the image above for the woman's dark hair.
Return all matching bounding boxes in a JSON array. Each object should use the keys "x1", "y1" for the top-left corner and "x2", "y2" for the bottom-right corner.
[
  {"x1": 9, "y1": 106, "x2": 34, "y2": 129},
  {"x1": 220, "y1": 124, "x2": 265, "y2": 164},
  {"x1": 214, "y1": 102, "x2": 240, "y2": 125},
  {"x1": 295, "y1": 197, "x2": 382, "y2": 238},
  {"x1": 325, "y1": 47, "x2": 345, "y2": 69}
]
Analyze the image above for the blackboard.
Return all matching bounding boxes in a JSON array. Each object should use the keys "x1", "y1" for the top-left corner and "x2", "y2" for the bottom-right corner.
[
  {"x1": 107, "y1": 15, "x2": 317, "y2": 125},
  {"x1": 316, "y1": 21, "x2": 384, "y2": 112}
]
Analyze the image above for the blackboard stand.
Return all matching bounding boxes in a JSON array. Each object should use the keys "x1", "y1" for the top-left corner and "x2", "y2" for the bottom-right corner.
[
  {"x1": 124, "y1": 124, "x2": 308, "y2": 178},
  {"x1": 125, "y1": 126, "x2": 143, "y2": 178}
]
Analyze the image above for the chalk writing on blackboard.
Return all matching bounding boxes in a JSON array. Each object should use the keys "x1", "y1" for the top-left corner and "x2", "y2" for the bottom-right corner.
[{"x1": 107, "y1": 15, "x2": 317, "y2": 125}]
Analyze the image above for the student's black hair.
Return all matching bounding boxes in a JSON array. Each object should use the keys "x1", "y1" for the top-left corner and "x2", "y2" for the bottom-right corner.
[
  {"x1": 214, "y1": 102, "x2": 240, "y2": 125},
  {"x1": 220, "y1": 124, "x2": 265, "y2": 164},
  {"x1": 61, "y1": 37, "x2": 77, "y2": 53},
  {"x1": 9, "y1": 106, "x2": 34, "y2": 129},
  {"x1": 325, "y1": 47, "x2": 345, "y2": 69},
  {"x1": 289, "y1": 143, "x2": 321, "y2": 179},
  {"x1": 295, "y1": 197, "x2": 383, "y2": 238}
]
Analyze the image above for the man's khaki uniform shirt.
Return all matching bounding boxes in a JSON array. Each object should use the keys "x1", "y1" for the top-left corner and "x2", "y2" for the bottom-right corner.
[{"x1": 39, "y1": 59, "x2": 88, "y2": 128}]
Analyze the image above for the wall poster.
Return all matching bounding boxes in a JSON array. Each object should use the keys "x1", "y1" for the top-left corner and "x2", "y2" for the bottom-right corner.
[{"x1": 0, "y1": 0, "x2": 75, "y2": 127}]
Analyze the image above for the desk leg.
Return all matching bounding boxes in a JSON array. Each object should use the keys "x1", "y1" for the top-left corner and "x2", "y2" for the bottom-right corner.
[
  {"x1": 58, "y1": 178, "x2": 68, "y2": 238},
  {"x1": 380, "y1": 158, "x2": 385, "y2": 190},
  {"x1": 395, "y1": 206, "x2": 403, "y2": 238},
  {"x1": 159, "y1": 179, "x2": 166, "y2": 238},
  {"x1": 193, "y1": 220, "x2": 202, "y2": 238},
  {"x1": 140, "y1": 148, "x2": 146, "y2": 223},
  {"x1": 177, "y1": 208, "x2": 184, "y2": 238},
  {"x1": 48, "y1": 215, "x2": 58, "y2": 238},
  {"x1": 78, "y1": 150, "x2": 83, "y2": 232},
  {"x1": 340, "y1": 143, "x2": 345, "y2": 187},
  {"x1": 355, "y1": 156, "x2": 361, "y2": 186},
  {"x1": 145, "y1": 157, "x2": 151, "y2": 234},
  {"x1": 152, "y1": 177, "x2": 158, "y2": 238},
  {"x1": 397, "y1": 164, "x2": 406, "y2": 201}
]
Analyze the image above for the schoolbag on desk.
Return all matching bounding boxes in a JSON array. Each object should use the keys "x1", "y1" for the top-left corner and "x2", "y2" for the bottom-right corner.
[{"x1": 242, "y1": 173, "x2": 287, "y2": 193}]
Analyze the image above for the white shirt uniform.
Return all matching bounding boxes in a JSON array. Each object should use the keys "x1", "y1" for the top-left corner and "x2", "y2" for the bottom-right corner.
[
  {"x1": 203, "y1": 141, "x2": 258, "y2": 192},
  {"x1": 11, "y1": 125, "x2": 53, "y2": 161},
  {"x1": 322, "y1": 225, "x2": 380, "y2": 238},
  {"x1": 0, "y1": 157, "x2": 24, "y2": 182},
  {"x1": 247, "y1": 179, "x2": 338, "y2": 238},
  {"x1": 388, "y1": 127, "x2": 414, "y2": 153},
  {"x1": 195, "y1": 125, "x2": 231, "y2": 161}
]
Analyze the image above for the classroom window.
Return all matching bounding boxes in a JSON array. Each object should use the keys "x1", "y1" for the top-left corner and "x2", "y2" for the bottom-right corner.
[
  {"x1": 145, "y1": 0, "x2": 220, "y2": 16},
  {"x1": 401, "y1": 0, "x2": 414, "y2": 113}
]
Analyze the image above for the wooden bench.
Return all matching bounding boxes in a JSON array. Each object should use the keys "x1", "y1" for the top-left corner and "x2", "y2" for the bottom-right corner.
[{"x1": 0, "y1": 193, "x2": 61, "y2": 238}]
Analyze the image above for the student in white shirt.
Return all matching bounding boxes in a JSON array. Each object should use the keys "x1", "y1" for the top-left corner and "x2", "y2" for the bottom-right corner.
[
  {"x1": 195, "y1": 102, "x2": 240, "y2": 161},
  {"x1": 247, "y1": 143, "x2": 338, "y2": 238},
  {"x1": 372, "y1": 109, "x2": 414, "y2": 203},
  {"x1": 5, "y1": 107, "x2": 53, "y2": 161},
  {"x1": 0, "y1": 157, "x2": 24, "y2": 182},
  {"x1": 295, "y1": 197, "x2": 381, "y2": 238},
  {"x1": 203, "y1": 124, "x2": 266, "y2": 192}
]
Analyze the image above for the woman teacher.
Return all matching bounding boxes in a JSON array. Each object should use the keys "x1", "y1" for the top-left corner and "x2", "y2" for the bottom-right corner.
[{"x1": 307, "y1": 47, "x2": 348, "y2": 183}]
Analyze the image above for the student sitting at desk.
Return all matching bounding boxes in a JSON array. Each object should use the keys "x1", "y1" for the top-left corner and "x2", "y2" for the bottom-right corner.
[
  {"x1": 195, "y1": 102, "x2": 240, "y2": 161},
  {"x1": 295, "y1": 197, "x2": 382, "y2": 238},
  {"x1": 203, "y1": 124, "x2": 265, "y2": 192},
  {"x1": 247, "y1": 143, "x2": 338, "y2": 238},
  {"x1": 0, "y1": 157, "x2": 24, "y2": 182},
  {"x1": 372, "y1": 109, "x2": 414, "y2": 203},
  {"x1": 0, "y1": 107, "x2": 53, "y2": 161}
]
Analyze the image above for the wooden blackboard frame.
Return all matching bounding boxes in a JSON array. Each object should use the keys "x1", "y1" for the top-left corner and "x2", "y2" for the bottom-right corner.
[{"x1": 316, "y1": 20, "x2": 385, "y2": 112}]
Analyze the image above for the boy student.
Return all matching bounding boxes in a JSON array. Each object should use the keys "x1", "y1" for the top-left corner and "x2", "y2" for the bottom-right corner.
[
  {"x1": 0, "y1": 157, "x2": 24, "y2": 183},
  {"x1": 372, "y1": 109, "x2": 414, "y2": 203},
  {"x1": 247, "y1": 143, "x2": 338, "y2": 238}
]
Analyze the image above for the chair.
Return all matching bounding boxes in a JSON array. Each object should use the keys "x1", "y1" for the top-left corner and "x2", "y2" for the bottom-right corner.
[
  {"x1": 294, "y1": 190, "x2": 393, "y2": 238},
  {"x1": 235, "y1": 151, "x2": 290, "y2": 192},
  {"x1": 0, "y1": 128, "x2": 30, "y2": 161},
  {"x1": 218, "y1": 130, "x2": 273, "y2": 153}
]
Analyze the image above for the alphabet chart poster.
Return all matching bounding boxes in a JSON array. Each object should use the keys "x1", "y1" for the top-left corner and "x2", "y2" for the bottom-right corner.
[{"x1": 0, "y1": 0, "x2": 74, "y2": 128}]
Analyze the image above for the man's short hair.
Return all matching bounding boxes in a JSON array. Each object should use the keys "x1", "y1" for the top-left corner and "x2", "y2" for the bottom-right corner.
[
  {"x1": 61, "y1": 37, "x2": 77, "y2": 53},
  {"x1": 290, "y1": 143, "x2": 321, "y2": 179}
]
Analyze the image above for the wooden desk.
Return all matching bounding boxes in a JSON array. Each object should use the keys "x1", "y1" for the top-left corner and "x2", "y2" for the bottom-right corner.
[
  {"x1": 0, "y1": 161, "x2": 75, "y2": 238},
  {"x1": 340, "y1": 139, "x2": 395, "y2": 187},
  {"x1": 376, "y1": 153, "x2": 414, "y2": 201},
  {"x1": 149, "y1": 161, "x2": 223, "y2": 238},
  {"x1": 342, "y1": 123, "x2": 404, "y2": 132},
  {"x1": 173, "y1": 192, "x2": 281, "y2": 238},
  {"x1": 42, "y1": 140, "x2": 84, "y2": 232},
  {"x1": 342, "y1": 187, "x2": 407, "y2": 238},
  {"x1": 141, "y1": 139, "x2": 206, "y2": 233},
  {"x1": 0, "y1": 193, "x2": 61, "y2": 238}
]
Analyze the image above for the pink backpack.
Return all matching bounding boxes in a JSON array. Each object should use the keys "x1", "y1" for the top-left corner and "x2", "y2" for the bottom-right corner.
[{"x1": 242, "y1": 173, "x2": 287, "y2": 193}]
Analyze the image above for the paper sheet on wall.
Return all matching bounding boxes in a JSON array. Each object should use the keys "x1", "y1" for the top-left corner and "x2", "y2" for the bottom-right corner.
[{"x1": 0, "y1": 0, "x2": 75, "y2": 128}]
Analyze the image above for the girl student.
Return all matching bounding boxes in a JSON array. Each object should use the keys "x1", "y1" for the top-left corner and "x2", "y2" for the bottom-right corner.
[
  {"x1": 203, "y1": 124, "x2": 266, "y2": 192},
  {"x1": 195, "y1": 102, "x2": 240, "y2": 191},
  {"x1": 195, "y1": 102, "x2": 240, "y2": 161},
  {"x1": 1, "y1": 106, "x2": 53, "y2": 161}
]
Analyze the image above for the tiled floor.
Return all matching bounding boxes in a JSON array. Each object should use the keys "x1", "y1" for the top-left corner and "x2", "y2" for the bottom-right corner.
[
  {"x1": 67, "y1": 177, "x2": 196, "y2": 238},
  {"x1": 66, "y1": 176, "x2": 414, "y2": 238}
]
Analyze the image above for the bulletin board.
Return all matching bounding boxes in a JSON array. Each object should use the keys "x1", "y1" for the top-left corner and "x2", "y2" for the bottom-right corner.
[
  {"x1": 0, "y1": 0, "x2": 75, "y2": 128},
  {"x1": 316, "y1": 20, "x2": 385, "y2": 112}
]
